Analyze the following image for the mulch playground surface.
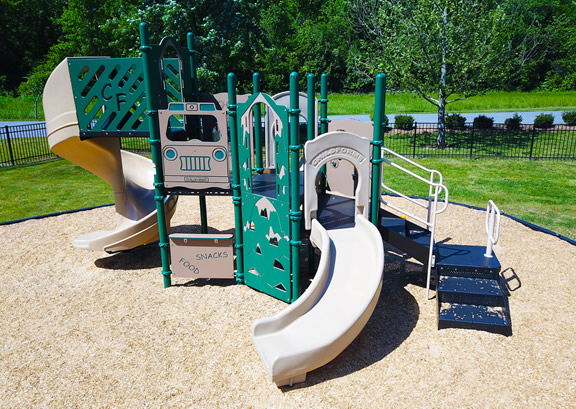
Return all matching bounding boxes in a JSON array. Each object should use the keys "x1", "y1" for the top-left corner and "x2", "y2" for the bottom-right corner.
[{"x1": 1, "y1": 195, "x2": 574, "y2": 408}]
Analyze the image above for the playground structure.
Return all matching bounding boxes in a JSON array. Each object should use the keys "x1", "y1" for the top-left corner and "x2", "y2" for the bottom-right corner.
[{"x1": 43, "y1": 24, "x2": 512, "y2": 387}]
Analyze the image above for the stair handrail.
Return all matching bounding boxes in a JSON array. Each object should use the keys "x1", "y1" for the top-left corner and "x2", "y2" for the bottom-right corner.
[
  {"x1": 484, "y1": 200, "x2": 501, "y2": 258},
  {"x1": 379, "y1": 147, "x2": 449, "y2": 299}
]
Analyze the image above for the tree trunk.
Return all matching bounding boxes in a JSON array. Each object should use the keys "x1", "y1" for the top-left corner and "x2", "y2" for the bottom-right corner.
[
  {"x1": 437, "y1": 93, "x2": 446, "y2": 149},
  {"x1": 437, "y1": 5, "x2": 448, "y2": 149},
  {"x1": 34, "y1": 95, "x2": 39, "y2": 120}
]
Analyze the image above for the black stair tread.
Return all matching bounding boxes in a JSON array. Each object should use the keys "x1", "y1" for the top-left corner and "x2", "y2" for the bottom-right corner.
[
  {"x1": 406, "y1": 229, "x2": 432, "y2": 248},
  {"x1": 380, "y1": 217, "x2": 407, "y2": 236},
  {"x1": 380, "y1": 216, "x2": 432, "y2": 246},
  {"x1": 439, "y1": 302, "x2": 511, "y2": 327},
  {"x1": 438, "y1": 276, "x2": 504, "y2": 297},
  {"x1": 436, "y1": 244, "x2": 501, "y2": 270}
]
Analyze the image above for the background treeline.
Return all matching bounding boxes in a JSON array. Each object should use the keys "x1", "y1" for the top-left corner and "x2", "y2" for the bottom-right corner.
[{"x1": 1, "y1": 0, "x2": 575, "y2": 96}]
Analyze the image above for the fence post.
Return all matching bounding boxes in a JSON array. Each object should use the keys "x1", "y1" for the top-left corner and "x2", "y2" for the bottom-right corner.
[
  {"x1": 5, "y1": 126, "x2": 15, "y2": 166},
  {"x1": 529, "y1": 125, "x2": 536, "y2": 160},
  {"x1": 412, "y1": 122, "x2": 417, "y2": 158},
  {"x1": 469, "y1": 122, "x2": 475, "y2": 159}
]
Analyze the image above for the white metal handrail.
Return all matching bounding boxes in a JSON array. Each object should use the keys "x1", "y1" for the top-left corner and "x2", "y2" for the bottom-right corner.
[
  {"x1": 484, "y1": 200, "x2": 501, "y2": 258},
  {"x1": 380, "y1": 147, "x2": 449, "y2": 299}
]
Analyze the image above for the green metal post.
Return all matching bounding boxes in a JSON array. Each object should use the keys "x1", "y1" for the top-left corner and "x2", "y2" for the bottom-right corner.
[
  {"x1": 306, "y1": 74, "x2": 316, "y2": 273},
  {"x1": 199, "y1": 196, "x2": 208, "y2": 234},
  {"x1": 307, "y1": 74, "x2": 315, "y2": 141},
  {"x1": 187, "y1": 32, "x2": 200, "y2": 99},
  {"x1": 370, "y1": 73, "x2": 386, "y2": 226},
  {"x1": 289, "y1": 72, "x2": 302, "y2": 302},
  {"x1": 253, "y1": 73, "x2": 263, "y2": 172},
  {"x1": 139, "y1": 22, "x2": 172, "y2": 288},
  {"x1": 227, "y1": 73, "x2": 244, "y2": 284},
  {"x1": 319, "y1": 74, "x2": 329, "y2": 135},
  {"x1": 319, "y1": 74, "x2": 329, "y2": 191}
]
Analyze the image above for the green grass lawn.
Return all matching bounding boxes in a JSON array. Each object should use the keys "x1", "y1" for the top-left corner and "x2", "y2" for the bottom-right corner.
[
  {"x1": 383, "y1": 158, "x2": 575, "y2": 240},
  {"x1": 1, "y1": 157, "x2": 574, "y2": 241},
  {"x1": 329, "y1": 90, "x2": 576, "y2": 115},
  {"x1": 0, "y1": 160, "x2": 113, "y2": 222},
  {"x1": 2, "y1": 91, "x2": 576, "y2": 121},
  {"x1": 0, "y1": 96, "x2": 44, "y2": 121}
]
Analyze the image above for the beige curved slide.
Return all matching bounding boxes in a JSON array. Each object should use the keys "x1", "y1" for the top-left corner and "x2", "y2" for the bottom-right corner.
[
  {"x1": 252, "y1": 215, "x2": 384, "y2": 386},
  {"x1": 44, "y1": 59, "x2": 177, "y2": 252}
]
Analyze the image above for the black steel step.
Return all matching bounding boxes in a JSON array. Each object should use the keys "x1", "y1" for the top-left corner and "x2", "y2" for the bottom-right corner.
[
  {"x1": 380, "y1": 217, "x2": 407, "y2": 236},
  {"x1": 436, "y1": 244, "x2": 501, "y2": 279},
  {"x1": 438, "y1": 302, "x2": 512, "y2": 336},
  {"x1": 437, "y1": 276, "x2": 505, "y2": 307},
  {"x1": 379, "y1": 209, "x2": 433, "y2": 265}
]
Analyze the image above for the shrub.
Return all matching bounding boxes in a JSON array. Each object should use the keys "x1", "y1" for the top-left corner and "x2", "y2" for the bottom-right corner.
[
  {"x1": 562, "y1": 111, "x2": 576, "y2": 125},
  {"x1": 504, "y1": 113, "x2": 523, "y2": 130},
  {"x1": 394, "y1": 114, "x2": 414, "y2": 130},
  {"x1": 369, "y1": 113, "x2": 389, "y2": 126},
  {"x1": 534, "y1": 114, "x2": 554, "y2": 128},
  {"x1": 445, "y1": 113, "x2": 466, "y2": 130},
  {"x1": 473, "y1": 115, "x2": 494, "y2": 129}
]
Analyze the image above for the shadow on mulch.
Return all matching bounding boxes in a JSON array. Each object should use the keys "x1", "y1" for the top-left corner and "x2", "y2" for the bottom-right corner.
[
  {"x1": 93, "y1": 225, "x2": 235, "y2": 271},
  {"x1": 284, "y1": 246, "x2": 424, "y2": 389}
]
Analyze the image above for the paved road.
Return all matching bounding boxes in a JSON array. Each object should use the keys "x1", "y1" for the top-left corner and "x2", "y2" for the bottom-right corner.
[
  {"x1": 0, "y1": 121, "x2": 44, "y2": 127},
  {"x1": 330, "y1": 110, "x2": 571, "y2": 124},
  {"x1": 1, "y1": 110, "x2": 572, "y2": 128}
]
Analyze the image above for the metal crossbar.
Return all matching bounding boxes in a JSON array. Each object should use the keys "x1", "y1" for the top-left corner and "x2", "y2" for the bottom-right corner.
[{"x1": 380, "y1": 146, "x2": 449, "y2": 299}]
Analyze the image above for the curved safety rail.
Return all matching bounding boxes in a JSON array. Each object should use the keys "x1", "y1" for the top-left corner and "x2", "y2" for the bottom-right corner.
[
  {"x1": 380, "y1": 147, "x2": 449, "y2": 299},
  {"x1": 484, "y1": 200, "x2": 501, "y2": 258}
]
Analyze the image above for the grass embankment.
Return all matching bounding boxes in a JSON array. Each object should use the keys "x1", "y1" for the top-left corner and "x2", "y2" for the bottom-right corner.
[
  {"x1": 384, "y1": 158, "x2": 575, "y2": 241},
  {"x1": 2, "y1": 91, "x2": 576, "y2": 121},
  {"x1": 329, "y1": 91, "x2": 576, "y2": 115},
  {"x1": 0, "y1": 96, "x2": 44, "y2": 121},
  {"x1": 1, "y1": 158, "x2": 574, "y2": 240},
  {"x1": 0, "y1": 160, "x2": 112, "y2": 222}
]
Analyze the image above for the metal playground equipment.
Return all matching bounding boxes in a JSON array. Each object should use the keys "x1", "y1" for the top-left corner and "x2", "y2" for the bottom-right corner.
[{"x1": 43, "y1": 23, "x2": 512, "y2": 387}]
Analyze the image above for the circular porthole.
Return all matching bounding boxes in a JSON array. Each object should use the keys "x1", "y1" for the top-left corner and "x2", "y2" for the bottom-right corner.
[
  {"x1": 163, "y1": 147, "x2": 178, "y2": 161},
  {"x1": 212, "y1": 148, "x2": 227, "y2": 162}
]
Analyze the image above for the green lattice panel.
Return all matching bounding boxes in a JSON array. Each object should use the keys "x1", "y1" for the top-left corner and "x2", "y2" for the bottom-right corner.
[
  {"x1": 67, "y1": 57, "x2": 182, "y2": 137},
  {"x1": 237, "y1": 93, "x2": 292, "y2": 302},
  {"x1": 242, "y1": 193, "x2": 291, "y2": 302},
  {"x1": 237, "y1": 93, "x2": 290, "y2": 200}
]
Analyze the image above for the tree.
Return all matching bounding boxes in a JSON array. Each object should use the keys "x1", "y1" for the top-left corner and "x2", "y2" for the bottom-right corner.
[
  {"x1": 258, "y1": 0, "x2": 352, "y2": 92},
  {"x1": 0, "y1": 0, "x2": 63, "y2": 93},
  {"x1": 350, "y1": 0, "x2": 529, "y2": 148},
  {"x1": 101, "y1": 0, "x2": 265, "y2": 93}
]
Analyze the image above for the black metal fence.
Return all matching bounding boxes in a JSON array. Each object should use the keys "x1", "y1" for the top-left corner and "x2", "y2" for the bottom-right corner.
[
  {"x1": 1, "y1": 121, "x2": 575, "y2": 168},
  {"x1": 0, "y1": 123, "x2": 152, "y2": 167},
  {"x1": 0, "y1": 123, "x2": 55, "y2": 166},
  {"x1": 384, "y1": 122, "x2": 576, "y2": 160}
]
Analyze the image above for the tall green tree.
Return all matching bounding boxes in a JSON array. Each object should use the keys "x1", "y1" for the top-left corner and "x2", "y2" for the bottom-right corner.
[
  {"x1": 259, "y1": 0, "x2": 352, "y2": 92},
  {"x1": 100, "y1": 0, "x2": 265, "y2": 92},
  {"x1": 350, "y1": 0, "x2": 529, "y2": 148},
  {"x1": 500, "y1": 0, "x2": 576, "y2": 91},
  {"x1": 0, "y1": 0, "x2": 63, "y2": 93}
]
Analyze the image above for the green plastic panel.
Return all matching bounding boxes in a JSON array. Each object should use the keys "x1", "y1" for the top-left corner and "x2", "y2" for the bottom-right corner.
[
  {"x1": 237, "y1": 92, "x2": 292, "y2": 302},
  {"x1": 67, "y1": 57, "x2": 182, "y2": 138},
  {"x1": 242, "y1": 193, "x2": 291, "y2": 302}
]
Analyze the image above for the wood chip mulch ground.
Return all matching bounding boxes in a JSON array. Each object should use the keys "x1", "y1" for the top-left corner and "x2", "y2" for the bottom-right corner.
[{"x1": 1, "y1": 195, "x2": 574, "y2": 408}]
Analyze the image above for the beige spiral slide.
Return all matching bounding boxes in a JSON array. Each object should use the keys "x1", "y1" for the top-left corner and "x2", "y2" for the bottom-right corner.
[
  {"x1": 252, "y1": 215, "x2": 384, "y2": 386},
  {"x1": 43, "y1": 59, "x2": 177, "y2": 252}
]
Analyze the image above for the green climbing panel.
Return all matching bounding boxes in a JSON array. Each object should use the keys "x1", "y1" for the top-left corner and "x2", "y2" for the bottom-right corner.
[
  {"x1": 67, "y1": 57, "x2": 182, "y2": 138},
  {"x1": 237, "y1": 93, "x2": 292, "y2": 302},
  {"x1": 242, "y1": 194, "x2": 291, "y2": 301}
]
